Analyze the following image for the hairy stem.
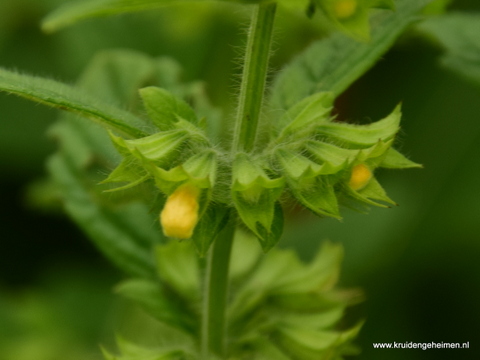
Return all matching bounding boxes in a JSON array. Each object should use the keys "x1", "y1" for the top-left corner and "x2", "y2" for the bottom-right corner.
[
  {"x1": 202, "y1": 218, "x2": 235, "y2": 358},
  {"x1": 232, "y1": 2, "x2": 277, "y2": 153},
  {"x1": 202, "y1": 3, "x2": 277, "y2": 358}
]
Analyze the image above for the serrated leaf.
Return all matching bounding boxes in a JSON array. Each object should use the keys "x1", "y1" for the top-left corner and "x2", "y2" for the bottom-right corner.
[
  {"x1": 270, "y1": 0, "x2": 434, "y2": 111},
  {"x1": 140, "y1": 86, "x2": 198, "y2": 131},
  {"x1": 115, "y1": 278, "x2": 197, "y2": 334},
  {"x1": 0, "y1": 67, "x2": 149, "y2": 139}
]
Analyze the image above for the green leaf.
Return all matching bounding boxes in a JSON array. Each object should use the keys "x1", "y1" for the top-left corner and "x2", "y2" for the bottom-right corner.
[
  {"x1": 316, "y1": 104, "x2": 401, "y2": 148},
  {"x1": 110, "y1": 129, "x2": 189, "y2": 162},
  {"x1": 344, "y1": 176, "x2": 396, "y2": 207},
  {"x1": 48, "y1": 153, "x2": 158, "y2": 278},
  {"x1": 0, "y1": 67, "x2": 149, "y2": 139},
  {"x1": 229, "y1": 230, "x2": 263, "y2": 280},
  {"x1": 100, "y1": 157, "x2": 149, "y2": 191},
  {"x1": 275, "y1": 321, "x2": 363, "y2": 359},
  {"x1": 422, "y1": 0, "x2": 452, "y2": 15},
  {"x1": 182, "y1": 150, "x2": 218, "y2": 188},
  {"x1": 45, "y1": 51, "x2": 190, "y2": 279},
  {"x1": 140, "y1": 86, "x2": 198, "y2": 131},
  {"x1": 255, "y1": 203, "x2": 284, "y2": 252},
  {"x1": 276, "y1": 92, "x2": 334, "y2": 139},
  {"x1": 115, "y1": 279, "x2": 197, "y2": 334},
  {"x1": 270, "y1": 0, "x2": 434, "y2": 111},
  {"x1": 380, "y1": 147, "x2": 423, "y2": 169},
  {"x1": 280, "y1": 307, "x2": 345, "y2": 330},
  {"x1": 231, "y1": 154, "x2": 284, "y2": 247},
  {"x1": 191, "y1": 205, "x2": 230, "y2": 256},
  {"x1": 418, "y1": 13, "x2": 480, "y2": 88},
  {"x1": 287, "y1": 175, "x2": 340, "y2": 218},
  {"x1": 155, "y1": 241, "x2": 200, "y2": 297},
  {"x1": 78, "y1": 49, "x2": 158, "y2": 106},
  {"x1": 272, "y1": 241, "x2": 343, "y2": 294},
  {"x1": 275, "y1": 148, "x2": 342, "y2": 178},
  {"x1": 42, "y1": 0, "x2": 249, "y2": 33},
  {"x1": 305, "y1": 140, "x2": 359, "y2": 167}
]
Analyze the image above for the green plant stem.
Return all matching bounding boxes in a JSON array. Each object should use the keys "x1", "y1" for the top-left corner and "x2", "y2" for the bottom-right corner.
[
  {"x1": 202, "y1": 3, "x2": 277, "y2": 358},
  {"x1": 232, "y1": 2, "x2": 277, "y2": 153},
  {"x1": 202, "y1": 218, "x2": 235, "y2": 358}
]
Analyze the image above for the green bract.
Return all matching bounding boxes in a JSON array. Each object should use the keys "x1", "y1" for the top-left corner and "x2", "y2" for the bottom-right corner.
[
  {"x1": 0, "y1": 64, "x2": 419, "y2": 254},
  {"x1": 101, "y1": 87, "x2": 417, "y2": 252}
]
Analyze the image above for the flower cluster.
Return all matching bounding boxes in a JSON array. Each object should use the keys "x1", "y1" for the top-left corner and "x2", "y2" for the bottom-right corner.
[{"x1": 103, "y1": 86, "x2": 419, "y2": 254}]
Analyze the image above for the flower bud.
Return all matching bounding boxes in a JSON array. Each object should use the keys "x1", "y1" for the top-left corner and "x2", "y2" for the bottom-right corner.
[
  {"x1": 334, "y1": 0, "x2": 357, "y2": 19},
  {"x1": 160, "y1": 184, "x2": 200, "y2": 239},
  {"x1": 349, "y1": 163, "x2": 372, "y2": 190}
]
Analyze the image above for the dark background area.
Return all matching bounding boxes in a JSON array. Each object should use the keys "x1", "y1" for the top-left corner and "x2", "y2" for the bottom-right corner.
[{"x1": 1, "y1": 0, "x2": 479, "y2": 359}]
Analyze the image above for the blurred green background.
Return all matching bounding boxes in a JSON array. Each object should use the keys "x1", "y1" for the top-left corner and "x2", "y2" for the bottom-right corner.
[{"x1": 1, "y1": 0, "x2": 479, "y2": 359}]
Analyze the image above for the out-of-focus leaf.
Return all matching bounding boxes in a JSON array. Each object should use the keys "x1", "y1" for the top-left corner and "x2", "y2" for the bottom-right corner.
[
  {"x1": 42, "y1": 0, "x2": 248, "y2": 33},
  {"x1": 270, "y1": 0, "x2": 434, "y2": 111},
  {"x1": 48, "y1": 153, "x2": 158, "y2": 278},
  {"x1": 115, "y1": 278, "x2": 197, "y2": 334},
  {"x1": 0, "y1": 68, "x2": 149, "y2": 139},
  {"x1": 155, "y1": 241, "x2": 200, "y2": 297},
  {"x1": 418, "y1": 13, "x2": 480, "y2": 88},
  {"x1": 43, "y1": 50, "x2": 184, "y2": 277}
]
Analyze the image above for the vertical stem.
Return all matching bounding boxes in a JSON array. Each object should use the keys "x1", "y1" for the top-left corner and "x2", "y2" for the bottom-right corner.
[
  {"x1": 202, "y1": 3, "x2": 277, "y2": 358},
  {"x1": 232, "y1": 2, "x2": 277, "y2": 153},
  {"x1": 201, "y1": 219, "x2": 235, "y2": 358}
]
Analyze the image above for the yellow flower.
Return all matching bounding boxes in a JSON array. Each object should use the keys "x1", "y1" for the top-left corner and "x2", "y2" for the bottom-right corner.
[
  {"x1": 160, "y1": 184, "x2": 200, "y2": 239},
  {"x1": 349, "y1": 163, "x2": 372, "y2": 190},
  {"x1": 333, "y1": 0, "x2": 358, "y2": 19}
]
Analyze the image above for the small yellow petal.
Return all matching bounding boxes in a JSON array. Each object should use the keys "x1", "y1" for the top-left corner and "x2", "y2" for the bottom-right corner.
[
  {"x1": 160, "y1": 184, "x2": 200, "y2": 239},
  {"x1": 349, "y1": 163, "x2": 372, "y2": 190},
  {"x1": 333, "y1": 0, "x2": 358, "y2": 19}
]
